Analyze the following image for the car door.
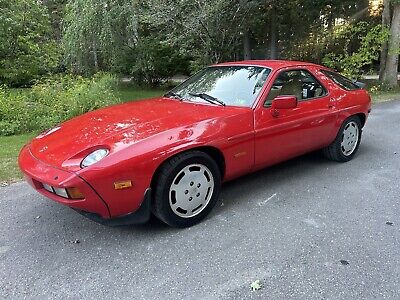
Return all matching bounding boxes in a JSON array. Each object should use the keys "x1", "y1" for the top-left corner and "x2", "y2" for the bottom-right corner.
[{"x1": 253, "y1": 66, "x2": 338, "y2": 169}]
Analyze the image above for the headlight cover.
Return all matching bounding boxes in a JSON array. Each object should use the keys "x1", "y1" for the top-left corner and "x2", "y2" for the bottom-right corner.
[{"x1": 81, "y1": 149, "x2": 109, "y2": 168}]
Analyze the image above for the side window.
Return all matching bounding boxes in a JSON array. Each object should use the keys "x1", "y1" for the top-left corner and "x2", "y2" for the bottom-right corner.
[
  {"x1": 264, "y1": 69, "x2": 327, "y2": 107},
  {"x1": 321, "y1": 70, "x2": 360, "y2": 91}
]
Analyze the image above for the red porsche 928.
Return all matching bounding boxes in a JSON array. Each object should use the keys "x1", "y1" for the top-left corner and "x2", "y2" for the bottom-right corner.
[{"x1": 19, "y1": 60, "x2": 372, "y2": 227}]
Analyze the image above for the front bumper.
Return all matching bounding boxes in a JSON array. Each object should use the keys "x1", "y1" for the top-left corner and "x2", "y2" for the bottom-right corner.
[
  {"x1": 74, "y1": 188, "x2": 152, "y2": 226},
  {"x1": 18, "y1": 146, "x2": 151, "y2": 225}
]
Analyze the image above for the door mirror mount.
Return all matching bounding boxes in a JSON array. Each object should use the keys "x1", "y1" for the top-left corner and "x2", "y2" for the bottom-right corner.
[{"x1": 271, "y1": 95, "x2": 298, "y2": 117}]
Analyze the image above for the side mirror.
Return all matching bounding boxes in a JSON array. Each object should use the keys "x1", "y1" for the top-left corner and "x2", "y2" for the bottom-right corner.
[{"x1": 271, "y1": 95, "x2": 298, "y2": 117}]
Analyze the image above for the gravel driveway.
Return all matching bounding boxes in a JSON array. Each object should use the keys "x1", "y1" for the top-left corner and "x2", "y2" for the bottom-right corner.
[{"x1": 1, "y1": 100, "x2": 399, "y2": 299}]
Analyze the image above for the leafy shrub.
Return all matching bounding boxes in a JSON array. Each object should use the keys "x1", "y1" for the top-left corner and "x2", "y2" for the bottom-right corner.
[
  {"x1": 322, "y1": 22, "x2": 389, "y2": 78},
  {"x1": 0, "y1": 73, "x2": 120, "y2": 136},
  {"x1": 128, "y1": 38, "x2": 190, "y2": 86},
  {"x1": 0, "y1": 0, "x2": 61, "y2": 87},
  {"x1": 368, "y1": 81, "x2": 400, "y2": 93}
]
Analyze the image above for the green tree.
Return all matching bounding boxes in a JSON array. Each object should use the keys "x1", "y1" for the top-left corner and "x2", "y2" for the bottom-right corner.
[
  {"x1": 322, "y1": 22, "x2": 389, "y2": 77},
  {"x1": 128, "y1": 36, "x2": 190, "y2": 85},
  {"x1": 381, "y1": 0, "x2": 400, "y2": 87},
  {"x1": 145, "y1": 0, "x2": 259, "y2": 69},
  {"x1": 0, "y1": 0, "x2": 60, "y2": 86},
  {"x1": 63, "y1": 0, "x2": 138, "y2": 74},
  {"x1": 42, "y1": 0, "x2": 68, "y2": 42},
  {"x1": 275, "y1": 0, "x2": 371, "y2": 62}
]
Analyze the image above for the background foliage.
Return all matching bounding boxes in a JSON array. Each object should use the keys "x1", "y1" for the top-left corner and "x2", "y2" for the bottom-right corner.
[
  {"x1": 63, "y1": 0, "x2": 138, "y2": 74},
  {"x1": 322, "y1": 22, "x2": 390, "y2": 78},
  {"x1": 0, "y1": 0, "x2": 397, "y2": 86},
  {"x1": 0, "y1": 0, "x2": 399, "y2": 138},
  {"x1": 0, "y1": 0, "x2": 61, "y2": 86},
  {"x1": 0, "y1": 73, "x2": 119, "y2": 135}
]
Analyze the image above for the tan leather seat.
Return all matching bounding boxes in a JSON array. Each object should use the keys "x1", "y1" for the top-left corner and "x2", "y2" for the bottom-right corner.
[
  {"x1": 265, "y1": 87, "x2": 281, "y2": 106},
  {"x1": 314, "y1": 87, "x2": 323, "y2": 97},
  {"x1": 280, "y1": 79, "x2": 302, "y2": 100}
]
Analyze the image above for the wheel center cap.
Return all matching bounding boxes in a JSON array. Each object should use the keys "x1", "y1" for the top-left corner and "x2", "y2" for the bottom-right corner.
[{"x1": 190, "y1": 187, "x2": 198, "y2": 196}]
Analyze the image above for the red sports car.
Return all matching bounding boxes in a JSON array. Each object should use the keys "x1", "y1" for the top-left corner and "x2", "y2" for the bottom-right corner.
[{"x1": 19, "y1": 60, "x2": 372, "y2": 227}]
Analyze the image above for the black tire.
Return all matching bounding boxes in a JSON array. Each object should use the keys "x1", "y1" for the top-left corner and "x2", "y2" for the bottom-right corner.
[
  {"x1": 323, "y1": 116, "x2": 362, "y2": 162},
  {"x1": 152, "y1": 151, "x2": 221, "y2": 228}
]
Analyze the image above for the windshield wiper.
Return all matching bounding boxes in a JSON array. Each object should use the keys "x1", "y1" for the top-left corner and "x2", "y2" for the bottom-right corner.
[
  {"x1": 189, "y1": 92, "x2": 226, "y2": 106},
  {"x1": 164, "y1": 91, "x2": 184, "y2": 101}
]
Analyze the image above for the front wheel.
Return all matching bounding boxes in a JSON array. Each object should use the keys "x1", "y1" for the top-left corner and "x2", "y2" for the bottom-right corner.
[
  {"x1": 152, "y1": 151, "x2": 221, "y2": 228},
  {"x1": 323, "y1": 116, "x2": 362, "y2": 162}
]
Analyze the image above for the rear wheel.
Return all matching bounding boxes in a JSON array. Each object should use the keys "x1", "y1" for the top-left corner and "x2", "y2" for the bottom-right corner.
[
  {"x1": 152, "y1": 151, "x2": 221, "y2": 227},
  {"x1": 323, "y1": 116, "x2": 362, "y2": 162}
]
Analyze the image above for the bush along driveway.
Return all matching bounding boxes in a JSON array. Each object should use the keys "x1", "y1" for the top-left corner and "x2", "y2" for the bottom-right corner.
[{"x1": 0, "y1": 85, "x2": 165, "y2": 184}]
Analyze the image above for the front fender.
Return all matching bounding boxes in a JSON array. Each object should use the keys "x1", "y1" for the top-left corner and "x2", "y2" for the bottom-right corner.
[{"x1": 77, "y1": 112, "x2": 254, "y2": 217}]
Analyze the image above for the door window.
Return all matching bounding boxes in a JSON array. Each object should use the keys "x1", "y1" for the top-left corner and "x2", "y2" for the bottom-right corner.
[
  {"x1": 321, "y1": 70, "x2": 361, "y2": 91},
  {"x1": 264, "y1": 69, "x2": 327, "y2": 107}
]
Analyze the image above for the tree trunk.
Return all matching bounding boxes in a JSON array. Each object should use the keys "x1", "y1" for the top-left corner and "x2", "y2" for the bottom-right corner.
[
  {"x1": 243, "y1": 30, "x2": 252, "y2": 60},
  {"x1": 269, "y1": 8, "x2": 278, "y2": 59},
  {"x1": 93, "y1": 41, "x2": 99, "y2": 73},
  {"x1": 379, "y1": 0, "x2": 392, "y2": 80},
  {"x1": 382, "y1": 3, "x2": 400, "y2": 87}
]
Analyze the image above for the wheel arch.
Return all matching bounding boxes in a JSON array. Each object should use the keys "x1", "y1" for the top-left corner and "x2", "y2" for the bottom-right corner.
[
  {"x1": 355, "y1": 113, "x2": 366, "y2": 128},
  {"x1": 150, "y1": 146, "x2": 226, "y2": 190},
  {"x1": 336, "y1": 112, "x2": 366, "y2": 133}
]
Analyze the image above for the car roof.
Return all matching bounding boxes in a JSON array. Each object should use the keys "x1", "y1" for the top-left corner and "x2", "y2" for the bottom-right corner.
[{"x1": 213, "y1": 60, "x2": 326, "y2": 71}]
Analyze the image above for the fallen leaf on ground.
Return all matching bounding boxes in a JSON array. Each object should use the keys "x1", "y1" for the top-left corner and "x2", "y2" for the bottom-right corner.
[{"x1": 250, "y1": 280, "x2": 262, "y2": 291}]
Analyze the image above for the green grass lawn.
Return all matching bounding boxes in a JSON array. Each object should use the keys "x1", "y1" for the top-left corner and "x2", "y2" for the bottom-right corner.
[
  {"x1": 0, "y1": 134, "x2": 35, "y2": 183},
  {"x1": 365, "y1": 79, "x2": 400, "y2": 103},
  {"x1": 117, "y1": 86, "x2": 167, "y2": 102},
  {"x1": 370, "y1": 90, "x2": 400, "y2": 103}
]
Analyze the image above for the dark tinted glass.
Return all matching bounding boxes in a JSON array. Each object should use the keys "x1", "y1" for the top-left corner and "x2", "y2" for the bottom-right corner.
[
  {"x1": 321, "y1": 70, "x2": 360, "y2": 91},
  {"x1": 171, "y1": 66, "x2": 271, "y2": 107}
]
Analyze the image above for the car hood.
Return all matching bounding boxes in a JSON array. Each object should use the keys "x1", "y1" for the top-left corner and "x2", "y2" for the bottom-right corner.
[{"x1": 29, "y1": 97, "x2": 248, "y2": 169}]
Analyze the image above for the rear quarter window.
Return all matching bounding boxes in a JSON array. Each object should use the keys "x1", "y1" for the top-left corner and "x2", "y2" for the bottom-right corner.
[{"x1": 321, "y1": 70, "x2": 360, "y2": 91}]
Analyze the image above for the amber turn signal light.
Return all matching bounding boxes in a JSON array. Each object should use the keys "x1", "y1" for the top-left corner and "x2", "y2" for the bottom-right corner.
[
  {"x1": 114, "y1": 181, "x2": 132, "y2": 190},
  {"x1": 66, "y1": 187, "x2": 85, "y2": 199}
]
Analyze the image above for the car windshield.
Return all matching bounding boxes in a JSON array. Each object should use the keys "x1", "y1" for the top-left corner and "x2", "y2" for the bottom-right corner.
[{"x1": 168, "y1": 66, "x2": 271, "y2": 107}]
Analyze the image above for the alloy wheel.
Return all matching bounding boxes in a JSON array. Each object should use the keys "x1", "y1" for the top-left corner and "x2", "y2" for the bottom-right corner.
[{"x1": 169, "y1": 164, "x2": 214, "y2": 218}]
